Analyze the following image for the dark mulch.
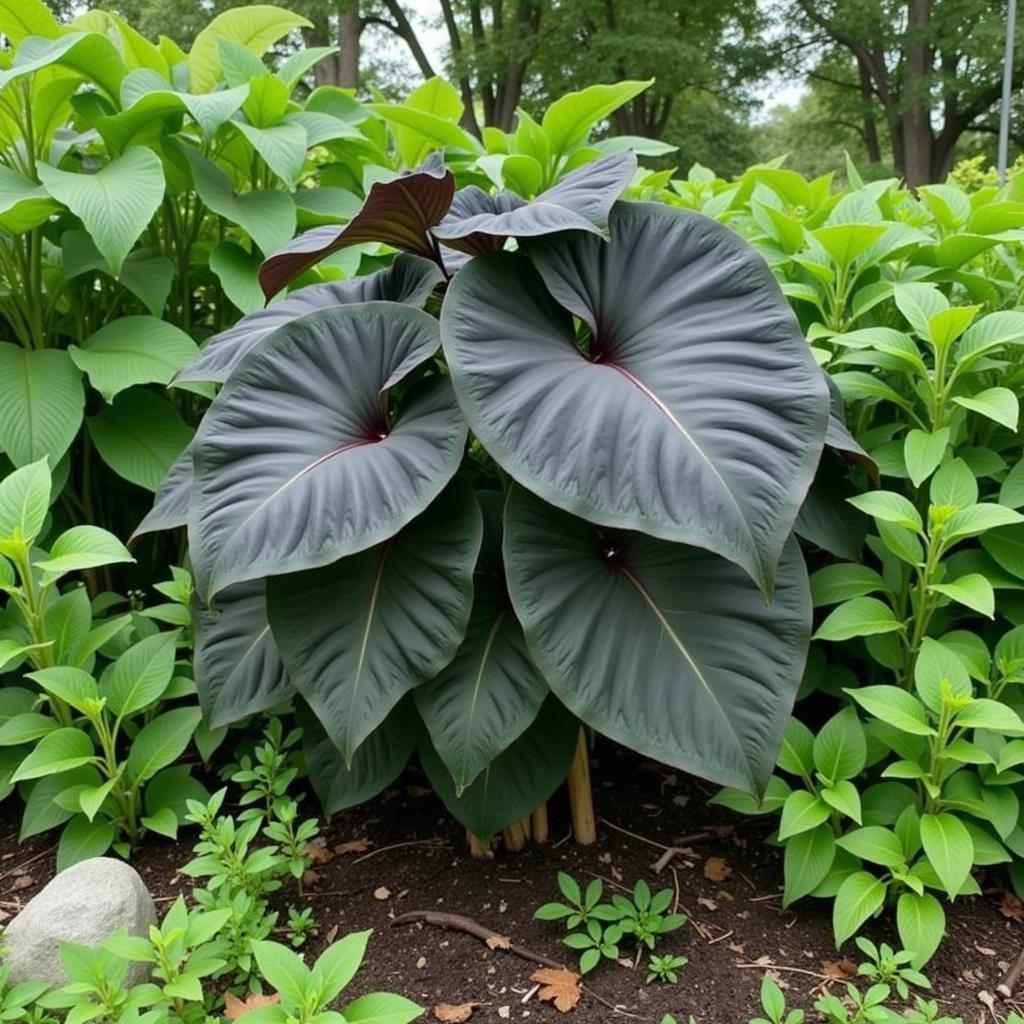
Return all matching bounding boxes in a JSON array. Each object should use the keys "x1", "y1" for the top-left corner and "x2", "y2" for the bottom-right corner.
[{"x1": 0, "y1": 744, "x2": 1021, "y2": 1023}]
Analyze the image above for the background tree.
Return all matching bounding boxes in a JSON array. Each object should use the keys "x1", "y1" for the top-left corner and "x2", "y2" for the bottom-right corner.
[{"x1": 782, "y1": 0, "x2": 1024, "y2": 185}]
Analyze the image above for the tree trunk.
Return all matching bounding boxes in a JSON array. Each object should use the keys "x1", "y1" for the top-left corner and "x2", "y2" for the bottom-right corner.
[
  {"x1": 857, "y1": 61, "x2": 882, "y2": 164},
  {"x1": 306, "y1": 22, "x2": 342, "y2": 87},
  {"x1": 338, "y1": 0, "x2": 361, "y2": 89},
  {"x1": 902, "y1": 0, "x2": 933, "y2": 186}
]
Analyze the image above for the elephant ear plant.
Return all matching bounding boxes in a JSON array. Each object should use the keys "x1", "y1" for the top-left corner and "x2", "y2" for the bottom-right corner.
[{"x1": 141, "y1": 148, "x2": 832, "y2": 843}]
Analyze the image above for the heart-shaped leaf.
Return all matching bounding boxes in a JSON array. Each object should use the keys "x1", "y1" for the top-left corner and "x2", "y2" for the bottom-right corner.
[
  {"x1": 190, "y1": 302, "x2": 466, "y2": 597},
  {"x1": 503, "y1": 487, "x2": 812, "y2": 794},
  {"x1": 415, "y1": 492, "x2": 549, "y2": 792},
  {"x1": 433, "y1": 151, "x2": 637, "y2": 255},
  {"x1": 259, "y1": 154, "x2": 454, "y2": 298},
  {"x1": 267, "y1": 481, "x2": 480, "y2": 761},
  {"x1": 176, "y1": 254, "x2": 443, "y2": 384},
  {"x1": 193, "y1": 578, "x2": 291, "y2": 728},
  {"x1": 442, "y1": 203, "x2": 828, "y2": 592}
]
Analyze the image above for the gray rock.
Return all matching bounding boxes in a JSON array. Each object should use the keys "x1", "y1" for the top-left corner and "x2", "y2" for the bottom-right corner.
[{"x1": 3, "y1": 857, "x2": 156, "y2": 986}]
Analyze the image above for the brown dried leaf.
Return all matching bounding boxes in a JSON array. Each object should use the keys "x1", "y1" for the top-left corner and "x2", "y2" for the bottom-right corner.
[
  {"x1": 9, "y1": 875, "x2": 33, "y2": 892},
  {"x1": 703, "y1": 856, "x2": 732, "y2": 882},
  {"x1": 305, "y1": 837, "x2": 335, "y2": 864},
  {"x1": 486, "y1": 934, "x2": 511, "y2": 950},
  {"x1": 324, "y1": 924, "x2": 339, "y2": 945},
  {"x1": 696, "y1": 896, "x2": 718, "y2": 912},
  {"x1": 434, "y1": 1003, "x2": 480, "y2": 1023},
  {"x1": 1001, "y1": 891, "x2": 1024, "y2": 921},
  {"x1": 335, "y1": 838, "x2": 372, "y2": 855},
  {"x1": 822, "y1": 958, "x2": 857, "y2": 982},
  {"x1": 302, "y1": 869, "x2": 320, "y2": 887},
  {"x1": 531, "y1": 968, "x2": 581, "y2": 1013},
  {"x1": 727, "y1": 942, "x2": 746, "y2": 954},
  {"x1": 224, "y1": 992, "x2": 281, "y2": 1020}
]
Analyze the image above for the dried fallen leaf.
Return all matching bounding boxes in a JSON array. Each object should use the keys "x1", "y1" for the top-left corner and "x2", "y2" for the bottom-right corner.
[
  {"x1": 486, "y1": 934, "x2": 511, "y2": 950},
  {"x1": 727, "y1": 942, "x2": 746, "y2": 954},
  {"x1": 822, "y1": 958, "x2": 857, "y2": 982},
  {"x1": 335, "y1": 838, "x2": 372, "y2": 855},
  {"x1": 9, "y1": 875, "x2": 33, "y2": 892},
  {"x1": 531, "y1": 968, "x2": 581, "y2": 1013},
  {"x1": 1001, "y1": 890, "x2": 1024, "y2": 921},
  {"x1": 302, "y1": 869, "x2": 320, "y2": 887},
  {"x1": 497, "y1": 1008, "x2": 510, "y2": 1020},
  {"x1": 373, "y1": 886, "x2": 392, "y2": 901},
  {"x1": 305, "y1": 837, "x2": 335, "y2": 864},
  {"x1": 976, "y1": 945, "x2": 997, "y2": 957},
  {"x1": 416, "y1": 956, "x2": 427, "y2": 969},
  {"x1": 324, "y1": 924, "x2": 339, "y2": 945},
  {"x1": 433, "y1": 1003, "x2": 480, "y2": 1023},
  {"x1": 224, "y1": 992, "x2": 281, "y2": 1020},
  {"x1": 703, "y1": 856, "x2": 732, "y2": 882},
  {"x1": 696, "y1": 896, "x2": 718, "y2": 912}
]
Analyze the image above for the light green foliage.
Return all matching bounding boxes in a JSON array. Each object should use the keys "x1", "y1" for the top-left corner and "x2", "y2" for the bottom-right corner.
[
  {"x1": 0, "y1": 458, "x2": 204, "y2": 867},
  {"x1": 534, "y1": 873, "x2": 686, "y2": 975}
]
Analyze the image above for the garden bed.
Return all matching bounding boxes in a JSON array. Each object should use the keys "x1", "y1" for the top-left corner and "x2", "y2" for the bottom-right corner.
[{"x1": 1, "y1": 743, "x2": 1018, "y2": 1023}]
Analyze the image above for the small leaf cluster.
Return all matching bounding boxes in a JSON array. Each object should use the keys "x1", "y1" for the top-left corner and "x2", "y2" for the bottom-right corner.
[
  {"x1": 0, "y1": 459, "x2": 206, "y2": 868},
  {"x1": 534, "y1": 872, "x2": 685, "y2": 975}
]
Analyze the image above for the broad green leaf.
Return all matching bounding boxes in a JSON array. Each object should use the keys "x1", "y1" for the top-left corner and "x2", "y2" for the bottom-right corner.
[
  {"x1": 505, "y1": 487, "x2": 811, "y2": 794},
  {"x1": 931, "y1": 458, "x2": 978, "y2": 509},
  {"x1": 125, "y1": 706, "x2": 201, "y2": 782},
  {"x1": 0, "y1": 165, "x2": 59, "y2": 233},
  {"x1": 847, "y1": 490, "x2": 922, "y2": 531},
  {"x1": 100, "y1": 631, "x2": 178, "y2": 718},
  {"x1": 0, "y1": 33, "x2": 126, "y2": 100},
  {"x1": 190, "y1": 304, "x2": 464, "y2": 598},
  {"x1": 778, "y1": 790, "x2": 830, "y2": 840},
  {"x1": 420, "y1": 697, "x2": 579, "y2": 841},
  {"x1": 11, "y1": 728, "x2": 96, "y2": 782},
  {"x1": 33, "y1": 526, "x2": 132, "y2": 580},
  {"x1": 956, "y1": 310, "x2": 1024, "y2": 367},
  {"x1": 19, "y1": 766, "x2": 99, "y2": 840},
  {"x1": 78, "y1": 778, "x2": 117, "y2": 822},
  {"x1": 822, "y1": 779, "x2": 862, "y2": 823},
  {"x1": 69, "y1": 317, "x2": 198, "y2": 402},
  {"x1": 267, "y1": 482, "x2": 480, "y2": 762},
  {"x1": 846, "y1": 686, "x2": 934, "y2": 736},
  {"x1": 928, "y1": 574, "x2": 995, "y2": 618},
  {"x1": 541, "y1": 79, "x2": 652, "y2": 160},
  {"x1": 928, "y1": 306, "x2": 980, "y2": 350},
  {"x1": 177, "y1": 143, "x2": 295, "y2": 256},
  {"x1": 415, "y1": 499, "x2": 547, "y2": 794},
  {"x1": 189, "y1": 5, "x2": 312, "y2": 92},
  {"x1": 946, "y1": 504, "x2": 1024, "y2": 545},
  {"x1": 893, "y1": 283, "x2": 947, "y2": 339},
  {"x1": 232, "y1": 120, "x2": 307, "y2": 187},
  {"x1": 443, "y1": 203, "x2": 828, "y2": 595},
  {"x1": 896, "y1": 891, "x2": 945, "y2": 968},
  {"x1": 87, "y1": 389, "x2": 192, "y2": 492},
  {"x1": 193, "y1": 579, "x2": 290, "y2": 729},
  {"x1": 366, "y1": 103, "x2": 479, "y2": 157},
  {"x1": 301, "y1": 700, "x2": 417, "y2": 814},
  {"x1": 836, "y1": 825, "x2": 905, "y2": 867},
  {"x1": 813, "y1": 597, "x2": 902, "y2": 642},
  {"x1": 343, "y1": 992, "x2": 423, "y2": 1024},
  {"x1": 0, "y1": 458, "x2": 51, "y2": 550},
  {"x1": 1001, "y1": 459, "x2": 1024, "y2": 509},
  {"x1": 914, "y1": 637, "x2": 971, "y2": 714},
  {"x1": 810, "y1": 563, "x2": 887, "y2": 606},
  {"x1": 0, "y1": 0, "x2": 60, "y2": 44},
  {"x1": 209, "y1": 242, "x2": 266, "y2": 315},
  {"x1": 0, "y1": 345, "x2": 84, "y2": 468},
  {"x1": 777, "y1": 718, "x2": 815, "y2": 777},
  {"x1": 953, "y1": 388, "x2": 1019, "y2": 431},
  {"x1": 920, "y1": 812, "x2": 973, "y2": 899},
  {"x1": 311, "y1": 930, "x2": 371, "y2": 1003},
  {"x1": 56, "y1": 815, "x2": 115, "y2": 872},
  {"x1": 954, "y1": 698, "x2": 1024, "y2": 734},
  {"x1": 903, "y1": 428, "x2": 949, "y2": 488},
  {"x1": 812, "y1": 223, "x2": 885, "y2": 271},
  {"x1": 813, "y1": 707, "x2": 866, "y2": 782},
  {"x1": 37, "y1": 149, "x2": 164, "y2": 276},
  {"x1": 242, "y1": 73, "x2": 289, "y2": 126},
  {"x1": 140, "y1": 806, "x2": 178, "y2": 838},
  {"x1": 833, "y1": 870, "x2": 886, "y2": 945},
  {"x1": 783, "y1": 824, "x2": 835, "y2": 906}
]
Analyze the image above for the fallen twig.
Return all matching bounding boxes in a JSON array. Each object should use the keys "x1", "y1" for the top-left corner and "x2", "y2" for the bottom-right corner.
[
  {"x1": 650, "y1": 826, "x2": 736, "y2": 872},
  {"x1": 734, "y1": 962, "x2": 830, "y2": 980},
  {"x1": 998, "y1": 945, "x2": 1024, "y2": 999},
  {"x1": 0, "y1": 844, "x2": 56, "y2": 885},
  {"x1": 391, "y1": 911, "x2": 641, "y2": 1018},
  {"x1": 351, "y1": 838, "x2": 447, "y2": 866}
]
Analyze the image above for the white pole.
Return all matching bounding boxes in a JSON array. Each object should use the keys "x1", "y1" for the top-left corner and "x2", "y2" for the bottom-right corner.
[{"x1": 999, "y1": 0, "x2": 1019, "y2": 184}]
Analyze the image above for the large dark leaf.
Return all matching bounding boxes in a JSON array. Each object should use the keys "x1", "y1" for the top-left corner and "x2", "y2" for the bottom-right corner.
[
  {"x1": 176, "y1": 255, "x2": 443, "y2": 385},
  {"x1": 266, "y1": 482, "x2": 481, "y2": 761},
  {"x1": 433, "y1": 151, "x2": 637, "y2": 256},
  {"x1": 442, "y1": 203, "x2": 829, "y2": 593},
  {"x1": 131, "y1": 442, "x2": 192, "y2": 540},
  {"x1": 420, "y1": 696, "x2": 578, "y2": 841},
  {"x1": 259, "y1": 154, "x2": 455, "y2": 298},
  {"x1": 300, "y1": 698, "x2": 418, "y2": 814},
  {"x1": 794, "y1": 452, "x2": 867, "y2": 561},
  {"x1": 415, "y1": 491, "x2": 549, "y2": 792},
  {"x1": 192, "y1": 579, "x2": 290, "y2": 728},
  {"x1": 503, "y1": 487, "x2": 812, "y2": 794},
  {"x1": 190, "y1": 302, "x2": 466, "y2": 598}
]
